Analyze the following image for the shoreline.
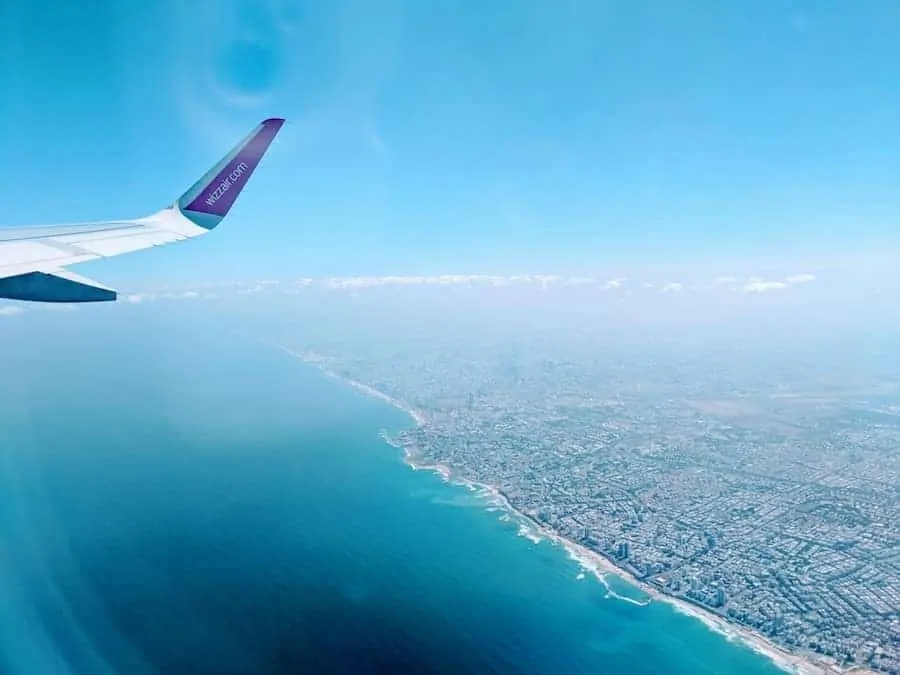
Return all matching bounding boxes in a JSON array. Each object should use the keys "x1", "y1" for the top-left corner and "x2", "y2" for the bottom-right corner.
[
  {"x1": 273, "y1": 345, "x2": 429, "y2": 428},
  {"x1": 404, "y1": 457, "x2": 827, "y2": 675},
  {"x1": 275, "y1": 344, "x2": 838, "y2": 675}
]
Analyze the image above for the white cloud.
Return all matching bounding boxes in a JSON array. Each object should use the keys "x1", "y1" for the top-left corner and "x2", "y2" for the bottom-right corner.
[
  {"x1": 0, "y1": 305, "x2": 24, "y2": 316},
  {"x1": 741, "y1": 273, "x2": 816, "y2": 293},
  {"x1": 743, "y1": 280, "x2": 789, "y2": 293},
  {"x1": 661, "y1": 282, "x2": 683, "y2": 293},
  {"x1": 122, "y1": 289, "x2": 205, "y2": 303},
  {"x1": 321, "y1": 274, "x2": 576, "y2": 290},
  {"x1": 785, "y1": 273, "x2": 815, "y2": 285},
  {"x1": 603, "y1": 277, "x2": 626, "y2": 290}
]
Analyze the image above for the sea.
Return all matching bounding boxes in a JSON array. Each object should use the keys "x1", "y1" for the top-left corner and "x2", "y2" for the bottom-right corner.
[{"x1": 0, "y1": 306, "x2": 787, "y2": 674}]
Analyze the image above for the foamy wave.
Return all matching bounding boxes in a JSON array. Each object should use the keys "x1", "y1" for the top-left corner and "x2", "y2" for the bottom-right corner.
[
  {"x1": 516, "y1": 523, "x2": 543, "y2": 545},
  {"x1": 408, "y1": 461, "x2": 451, "y2": 482}
]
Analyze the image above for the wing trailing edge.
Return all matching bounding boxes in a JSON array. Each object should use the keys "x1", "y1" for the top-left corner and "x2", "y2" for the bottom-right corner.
[{"x1": 0, "y1": 269, "x2": 116, "y2": 303}]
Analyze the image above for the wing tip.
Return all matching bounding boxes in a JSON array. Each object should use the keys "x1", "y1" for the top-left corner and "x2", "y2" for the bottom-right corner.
[{"x1": 177, "y1": 116, "x2": 285, "y2": 229}]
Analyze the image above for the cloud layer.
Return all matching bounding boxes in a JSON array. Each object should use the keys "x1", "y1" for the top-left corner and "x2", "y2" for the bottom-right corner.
[
  {"x1": 118, "y1": 271, "x2": 819, "y2": 302},
  {"x1": 742, "y1": 274, "x2": 816, "y2": 293}
]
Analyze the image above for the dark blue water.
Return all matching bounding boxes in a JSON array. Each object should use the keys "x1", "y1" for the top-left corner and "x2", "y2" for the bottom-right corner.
[{"x1": 0, "y1": 308, "x2": 784, "y2": 674}]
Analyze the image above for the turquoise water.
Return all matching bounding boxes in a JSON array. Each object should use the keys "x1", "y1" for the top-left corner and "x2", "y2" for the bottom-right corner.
[{"x1": 0, "y1": 309, "x2": 785, "y2": 674}]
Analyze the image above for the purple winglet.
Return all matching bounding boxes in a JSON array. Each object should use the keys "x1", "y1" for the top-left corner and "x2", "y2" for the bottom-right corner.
[{"x1": 182, "y1": 118, "x2": 284, "y2": 221}]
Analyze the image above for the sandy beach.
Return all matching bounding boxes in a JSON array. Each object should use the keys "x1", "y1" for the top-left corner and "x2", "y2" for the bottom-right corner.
[{"x1": 276, "y1": 344, "x2": 838, "y2": 675}]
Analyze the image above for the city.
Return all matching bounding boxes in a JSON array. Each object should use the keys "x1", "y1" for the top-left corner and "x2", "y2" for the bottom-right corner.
[{"x1": 277, "y1": 320, "x2": 900, "y2": 674}]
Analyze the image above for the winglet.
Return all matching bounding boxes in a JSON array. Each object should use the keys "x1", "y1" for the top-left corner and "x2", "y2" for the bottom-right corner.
[{"x1": 177, "y1": 117, "x2": 285, "y2": 229}]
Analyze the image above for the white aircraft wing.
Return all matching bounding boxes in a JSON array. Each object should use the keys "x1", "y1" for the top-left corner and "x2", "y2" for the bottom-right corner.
[{"x1": 0, "y1": 117, "x2": 284, "y2": 303}]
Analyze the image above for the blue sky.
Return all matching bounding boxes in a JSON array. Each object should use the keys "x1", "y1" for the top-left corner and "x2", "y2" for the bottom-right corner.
[{"x1": 0, "y1": 0, "x2": 898, "y2": 286}]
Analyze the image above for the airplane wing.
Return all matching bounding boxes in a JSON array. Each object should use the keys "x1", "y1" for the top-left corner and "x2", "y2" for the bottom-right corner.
[{"x1": 0, "y1": 117, "x2": 284, "y2": 303}]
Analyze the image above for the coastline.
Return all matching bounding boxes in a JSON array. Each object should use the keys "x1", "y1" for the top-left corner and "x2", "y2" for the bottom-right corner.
[
  {"x1": 272, "y1": 345, "x2": 429, "y2": 427},
  {"x1": 275, "y1": 344, "x2": 836, "y2": 675}
]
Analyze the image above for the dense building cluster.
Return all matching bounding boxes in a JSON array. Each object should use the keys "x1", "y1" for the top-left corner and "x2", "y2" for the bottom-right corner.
[{"x1": 288, "y1": 333, "x2": 900, "y2": 674}]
